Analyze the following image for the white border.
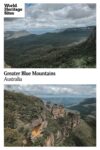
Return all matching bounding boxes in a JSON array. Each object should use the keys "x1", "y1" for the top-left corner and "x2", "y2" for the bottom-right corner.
[{"x1": 0, "y1": 0, "x2": 100, "y2": 149}]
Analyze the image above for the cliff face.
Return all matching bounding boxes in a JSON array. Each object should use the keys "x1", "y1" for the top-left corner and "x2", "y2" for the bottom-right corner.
[
  {"x1": 4, "y1": 90, "x2": 80, "y2": 146},
  {"x1": 4, "y1": 90, "x2": 96, "y2": 146},
  {"x1": 51, "y1": 104, "x2": 65, "y2": 119},
  {"x1": 44, "y1": 133, "x2": 54, "y2": 146},
  {"x1": 31, "y1": 117, "x2": 48, "y2": 142},
  {"x1": 67, "y1": 112, "x2": 80, "y2": 128},
  {"x1": 29, "y1": 104, "x2": 80, "y2": 146}
]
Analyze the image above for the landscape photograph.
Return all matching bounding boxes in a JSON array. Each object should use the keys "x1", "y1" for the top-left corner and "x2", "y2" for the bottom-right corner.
[
  {"x1": 4, "y1": 3, "x2": 96, "y2": 68},
  {"x1": 4, "y1": 84, "x2": 96, "y2": 146}
]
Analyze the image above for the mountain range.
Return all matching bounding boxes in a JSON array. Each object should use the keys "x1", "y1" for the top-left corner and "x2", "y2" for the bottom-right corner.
[
  {"x1": 42, "y1": 96, "x2": 85, "y2": 107},
  {"x1": 4, "y1": 26, "x2": 96, "y2": 68}
]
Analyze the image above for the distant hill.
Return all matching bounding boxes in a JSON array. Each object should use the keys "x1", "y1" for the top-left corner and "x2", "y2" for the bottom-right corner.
[
  {"x1": 4, "y1": 90, "x2": 96, "y2": 146},
  {"x1": 42, "y1": 96, "x2": 84, "y2": 107},
  {"x1": 80, "y1": 97, "x2": 96, "y2": 105},
  {"x1": 4, "y1": 26, "x2": 96, "y2": 68},
  {"x1": 4, "y1": 30, "x2": 31, "y2": 40},
  {"x1": 70, "y1": 97, "x2": 96, "y2": 117}
]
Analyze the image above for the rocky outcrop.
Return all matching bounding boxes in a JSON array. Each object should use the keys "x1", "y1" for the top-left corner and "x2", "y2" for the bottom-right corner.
[
  {"x1": 45, "y1": 102, "x2": 52, "y2": 112},
  {"x1": 31, "y1": 117, "x2": 42, "y2": 128},
  {"x1": 67, "y1": 112, "x2": 80, "y2": 129},
  {"x1": 44, "y1": 133, "x2": 54, "y2": 146},
  {"x1": 18, "y1": 106, "x2": 80, "y2": 146},
  {"x1": 22, "y1": 139, "x2": 27, "y2": 146},
  {"x1": 56, "y1": 130, "x2": 62, "y2": 140},
  {"x1": 5, "y1": 90, "x2": 96, "y2": 147},
  {"x1": 51, "y1": 104, "x2": 65, "y2": 119},
  {"x1": 4, "y1": 90, "x2": 81, "y2": 146},
  {"x1": 31, "y1": 117, "x2": 48, "y2": 142},
  {"x1": 30, "y1": 108, "x2": 80, "y2": 145}
]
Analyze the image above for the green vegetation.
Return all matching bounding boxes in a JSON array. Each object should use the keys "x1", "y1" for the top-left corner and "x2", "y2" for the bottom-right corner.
[
  {"x1": 4, "y1": 90, "x2": 47, "y2": 146},
  {"x1": 70, "y1": 98, "x2": 96, "y2": 117},
  {"x1": 4, "y1": 90, "x2": 45, "y2": 124},
  {"x1": 4, "y1": 90, "x2": 96, "y2": 146},
  {"x1": 72, "y1": 119, "x2": 96, "y2": 146},
  {"x1": 70, "y1": 97, "x2": 96, "y2": 146},
  {"x1": 4, "y1": 26, "x2": 96, "y2": 68}
]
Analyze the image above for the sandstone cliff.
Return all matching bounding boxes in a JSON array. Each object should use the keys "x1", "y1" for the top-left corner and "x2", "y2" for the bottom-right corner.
[{"x1": 4, "y1": 90, "x2": 96, "y2": 146}]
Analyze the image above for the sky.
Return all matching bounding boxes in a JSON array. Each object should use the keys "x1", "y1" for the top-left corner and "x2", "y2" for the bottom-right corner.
[
  {"x1": 4, "y1": 85, "x2": 96, "y2": 98},
  {"x1": 4, "y1": 3, "x2": 96, "y2": 33}
]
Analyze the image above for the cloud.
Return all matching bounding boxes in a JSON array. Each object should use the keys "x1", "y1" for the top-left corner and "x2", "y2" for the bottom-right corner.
[
  {"x1": 4, "y1": 85, "x2": 96, "y2": 98},
  {"x1": 4, "y1": 3, "x2": 96, "y2": 32},
  {"x1": 66, "y1": 5, "x2": 94, "y2": 19},
  {"x1": 87, "y1": 4, "x2": 96, "y2": 9}
]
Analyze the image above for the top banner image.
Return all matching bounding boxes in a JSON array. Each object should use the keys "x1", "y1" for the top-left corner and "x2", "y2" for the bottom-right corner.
[{"x1": 4, "y1": 3, "x2": 96, "y2": 68}]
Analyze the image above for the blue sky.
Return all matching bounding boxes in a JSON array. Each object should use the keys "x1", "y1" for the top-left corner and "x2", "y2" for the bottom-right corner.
[
  {"x1": 4, "y1": 3, "x2": 96, "y2": 33},
  {"x1": 4, "y1": 85, "x2": 96, "y2": 98}
]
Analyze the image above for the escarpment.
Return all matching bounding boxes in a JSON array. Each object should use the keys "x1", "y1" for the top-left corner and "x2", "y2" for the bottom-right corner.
[
  {"x1": 29, "y1": 104, "x2": 80, "y2": 146},
  {"x1": 5, "y1": 90, "x2": 96, "y2": 146}
]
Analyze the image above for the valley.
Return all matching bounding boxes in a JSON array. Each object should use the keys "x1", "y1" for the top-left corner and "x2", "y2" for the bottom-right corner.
[
  {"x1": 4, "y1": 26, "x2": 96, "y2": 68},
  {"x1": 4, "y1": 90, "x2": 96, "y2": 146}
]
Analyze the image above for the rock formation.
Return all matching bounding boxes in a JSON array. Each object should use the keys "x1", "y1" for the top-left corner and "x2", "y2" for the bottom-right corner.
[
  {"x1": 51, "y1": 104, "x2": 65, "y2": 119},
  {"x1": 4, "y1": 90, "x2": 96, "y2": 146},
  {"x1": 56, "y1": 130, "x2": 62, "y2": 140},
  {"x1": 31, "y1": 117, "x2": 48, "y2": 142},
  {"x1": 67, "y1": 112, "x2": 80, "y2": 129},
  {"x1": 44, "y1": 133, "x2": 54, "y2": 146}
]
